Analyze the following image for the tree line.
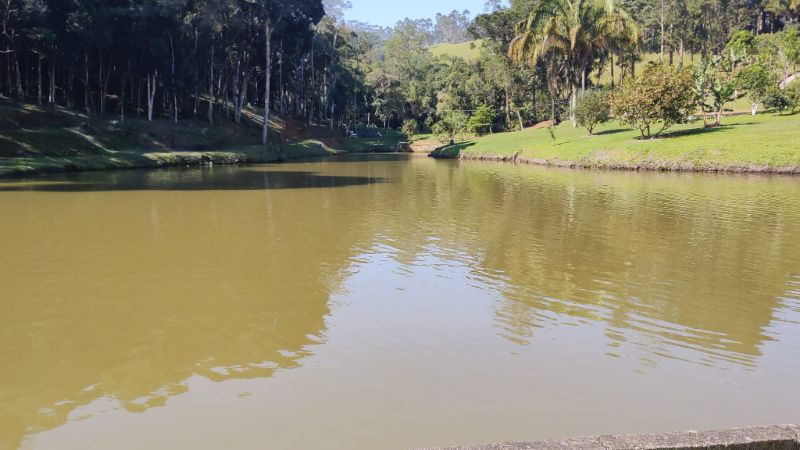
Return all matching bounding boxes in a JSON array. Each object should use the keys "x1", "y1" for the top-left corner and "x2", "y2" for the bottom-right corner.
[
  {"x1": 2, "y1": 0, "x2": 798, "y2": 145},
  {"x1": 0, "y1": 0, "x2": 331, "y2": 146}
]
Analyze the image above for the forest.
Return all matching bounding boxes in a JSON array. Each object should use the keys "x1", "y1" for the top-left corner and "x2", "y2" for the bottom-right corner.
[{"x1": 0, "y1": 0, "x2": 798, "y2": 148}]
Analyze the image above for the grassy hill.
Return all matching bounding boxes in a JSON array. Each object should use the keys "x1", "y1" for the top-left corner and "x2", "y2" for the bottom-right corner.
[
  {"x1": 431, "y1": 112, "x2": 800, "y2": 173},
  {"x1": 429, "y1": 40, "x2": 485, "y2": 61}
]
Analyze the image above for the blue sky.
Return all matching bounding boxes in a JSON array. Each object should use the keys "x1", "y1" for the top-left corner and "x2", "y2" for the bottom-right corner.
[{"x1": 344, "y1": 0, "x2": 493, "y2": 28}]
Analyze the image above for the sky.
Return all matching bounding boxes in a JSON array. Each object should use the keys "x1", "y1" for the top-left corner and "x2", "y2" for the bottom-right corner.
[{"x1": 344, "y1": 0, "x2": 494, "y2": 28}]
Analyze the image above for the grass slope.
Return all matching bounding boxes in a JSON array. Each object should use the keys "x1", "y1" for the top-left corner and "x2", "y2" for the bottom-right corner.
[
  {"x1": 0, "y1": 100, "x2": 405, "y2": 178},
  {"x1": 429, "y1": 40, "x2": 484, "y2": 61},
  {"x1": 431, "y1": 113, "x2": 800, "y2": 172}
]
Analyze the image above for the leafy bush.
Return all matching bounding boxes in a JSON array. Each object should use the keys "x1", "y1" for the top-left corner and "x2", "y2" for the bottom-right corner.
[
  {"x1": 574, "y1": 90, "x2": 610, "y2": 135},
  {"x1": 401, "y1": 119, "x2": 418, "y2": 139},
  {"x1": 466, "y1": 105, "x2": 496, "y2": 136},
  {"x1": 764, "y1": 88, "x2": 790, "y2": 114},
  {"x1": 610, "y1": 65, "x2": 696, "y2": 139},
  {"x1": 432, "y1": 112, "x2": 468, "y2": 144},
  {"x1": 785, "y1": 82, "x2": 800, "y2": 114}
]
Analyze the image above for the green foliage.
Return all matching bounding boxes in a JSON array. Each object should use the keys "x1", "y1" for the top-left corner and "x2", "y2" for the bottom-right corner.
[
  {"x1": 610, "y1": 65, "x2": 696, "y2": 138},
  {"x1": 401, "y1": 119, "x2": 418, "y2": 139},
  {"x1": 693, "y1": 57, "x2": 737, "y2": 127},
  {"x1": 432, "y1": 111, "x2": 468, "y2": 144},
  {"x1": 782, "y1": 25, "x2": 800, "y2": 67},
  {"x1": 547, "y1": 124, "x2": 557, "y2": 143},
  {"x1": 785, "y1": 82, "x2": 800, "y2": 114},
  {"x1": 764, "y1": 88, "x2": 790, "y2": 114},
  {"x1": 735, "y1": 63, "x2": 774, "y2": 113},
  {"x1": 574, "y1": 90, "x2": 610, "y2": 135},
  {"x1": 726, "y1": 30, "x2": 756, "y2": 61},
  {"x1": 467, "y1": 105, "x2": 496, "y2": 136},
  {"x1": 509, "y1": 0, "x2": 639, "y2": 123}
]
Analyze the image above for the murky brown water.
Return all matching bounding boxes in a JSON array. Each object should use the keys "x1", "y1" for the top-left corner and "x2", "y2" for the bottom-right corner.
[{"x1": 1, "y1": 155, "x2": 799, "y2": 450}]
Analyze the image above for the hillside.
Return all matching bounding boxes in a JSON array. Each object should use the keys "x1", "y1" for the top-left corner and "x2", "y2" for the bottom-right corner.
[
  {"x1": 0, "y1": 100, "x2": 404, "y2": 178},
  {"x1": 429, "y1": 40, "x2": 485, "y2": 61}
]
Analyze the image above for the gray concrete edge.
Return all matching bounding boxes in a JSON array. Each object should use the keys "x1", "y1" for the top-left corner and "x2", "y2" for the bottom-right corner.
[{"x1": 418, "y1": 424, "x2": 800, "y2": 450}]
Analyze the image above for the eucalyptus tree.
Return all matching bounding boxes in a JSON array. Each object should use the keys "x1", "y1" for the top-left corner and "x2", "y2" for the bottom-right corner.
[{"x1": 228, "y1": 0, "x2": 323, "y2": 145}]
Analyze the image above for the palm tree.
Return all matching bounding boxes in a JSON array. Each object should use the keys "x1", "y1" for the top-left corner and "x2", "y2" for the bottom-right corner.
[{"x1": 509, "y1": 0, "x2": 639, "y2": 124}]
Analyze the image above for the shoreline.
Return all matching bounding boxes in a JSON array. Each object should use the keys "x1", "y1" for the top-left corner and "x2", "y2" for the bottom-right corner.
[
  {"x1": 427, "y1": 113, "x2": 800, "y2": 175},
  {"x1": 432, "y1": 150, "x2": 800, "y2": 175},
  {"x1": 422, "y1": 424, "x2": 800, "y2": 450},
  {"x1": 0, "y1": 142, "x2": 341, "y2": 180}
]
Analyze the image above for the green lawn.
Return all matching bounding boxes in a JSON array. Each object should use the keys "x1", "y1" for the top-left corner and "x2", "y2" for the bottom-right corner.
[
  {"x1": 336, "y1": 129, "x2": 407, "y2": 153},
  {"x1": 431, "y1": 113, "x2": 800, "y2": 172}
]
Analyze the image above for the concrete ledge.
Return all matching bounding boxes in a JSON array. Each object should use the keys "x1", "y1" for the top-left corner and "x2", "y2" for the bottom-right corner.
[{"x1": 422, "y1": 424, "x2": 800, "y2": 450}]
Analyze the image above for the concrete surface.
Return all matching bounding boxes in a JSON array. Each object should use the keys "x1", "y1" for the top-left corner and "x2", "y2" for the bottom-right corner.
[{"x1": 421, "y1": 424, "x2": 800, "y2": 450}]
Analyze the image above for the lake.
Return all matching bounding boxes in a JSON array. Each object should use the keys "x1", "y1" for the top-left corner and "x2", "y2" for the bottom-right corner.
[{"x1": 1, "y1": 154, "x2": 799, "y2": 450}]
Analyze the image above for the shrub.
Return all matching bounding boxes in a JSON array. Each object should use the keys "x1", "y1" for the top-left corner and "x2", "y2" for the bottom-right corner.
[
  {"x1": 432, "y1": 111, "x2": 468, "y2": 144},
  {"x1": 401, "y1": 119, "x2": 418, "y2": 139},
  {"x1": 466, "y1": 105, "x2": 496, "y2": 136},
  {"x1": 764, "y1": 87, "x2": 790, "y2": 114},
  {"x1": 785, "y1": 82, "x2": 800, "y2": 114},
  {"x1": 610, "y1": 64, "x2": 696, "y2": 139},
  {"x1": 574, "y1": 90, "x2": 610, "y2": 135}
]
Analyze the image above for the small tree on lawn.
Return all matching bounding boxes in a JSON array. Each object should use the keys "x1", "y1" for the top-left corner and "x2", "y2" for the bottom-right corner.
[
  {"x1": 610, "y1": 65, "x2": 695, "y2": 139},
  {"x1": 432, "y1": 111, "x2": 468, "y2": 144},
  {"x1": 694, "y1": 57, "x2": 737, "y2": 127},
  {"x1": 574, "y1": 90, "x2": 610, "y2": 135},
  {"x1": 764, "y1": 87, "x2": 790, "y2": 114},
  {"x1": 467, "y1": 105, "x2": 496, "y2": 136},
  {"x1": 401, "y1": 119, "x2": 418, "y2": 140},
  {"x1": 735, "y1": 63, "x2": 774, "y2": 115},
  {"x1": 708, "y1": 77, "x2": 738, "y2": 126}
]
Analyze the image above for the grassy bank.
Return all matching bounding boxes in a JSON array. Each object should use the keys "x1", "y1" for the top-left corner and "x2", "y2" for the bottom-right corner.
[
  {"x1": 430, "y1": 113, "x2": 800, "y2": 173},
  {"x1": 0, "y1": 100, "x2": 403, "y2": 178}
]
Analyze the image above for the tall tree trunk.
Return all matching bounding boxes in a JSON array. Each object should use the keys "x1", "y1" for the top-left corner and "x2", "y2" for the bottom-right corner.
[
  {"x1": 170, "y1": 35, "x2": 178, "y2": 124},
  {"x1": 36, "y1": 54, "x2": 42, "y2": 105},
  {"x1": 309, "y1": 36, "x2": 315, "y2": 126},
  {"x1": 279, "y1": 39, "x2": 285, "y2": 117},
  {"x1": 262, "y1": 20, "x2": 272, "y2": 147},
  {"x1": 570, "y1": 82, "x2": 577, "y2": 126},
  {"x1": 14, "y1": 53, "x2": 23, "y2": 99},
  {"x1": 504, "y1": 88, "x2": 510, "y2": 127},
  {"x1": 660, "y1": 0, "x2": 666, "y2": 63},
  {"x1": 208, "y1": 41, "x2": 215, "y2": 125},
  {"x1": 610, "y1": 53, "x2": 615, "y2": 89},
  {"x1": 233, "y1": 57, "x2": 241, "y2": 123},
  {"x1": 99, "y1": 49, "x2": 104, "y2": 116},
  {"x1": 49, "y1": 62, "x2": 55, "y2": 105},
  {"x1": 84, "y1": 52, "x2": 90, "y2": 114},
  {"x1": 193, "y1": 28, "x2": 199, "y2": 117},
  {"x1": 147, "y1": 71, "x2": 157, "y2": 121}
]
